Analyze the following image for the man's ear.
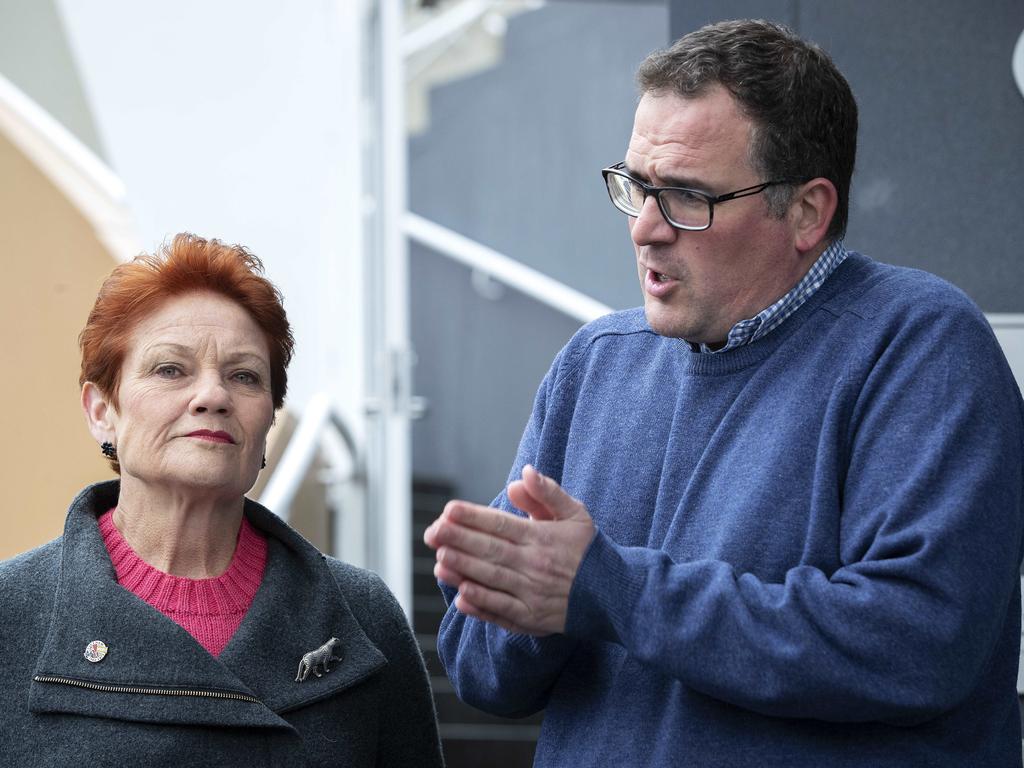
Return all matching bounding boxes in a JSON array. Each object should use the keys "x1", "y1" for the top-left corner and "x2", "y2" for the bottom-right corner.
[
  {"x1": 82, "y1": 382, "x2": 117, "y2": 445},
  {"x1": 792, "y1": 178, "x2": 838, "y2": 253}
]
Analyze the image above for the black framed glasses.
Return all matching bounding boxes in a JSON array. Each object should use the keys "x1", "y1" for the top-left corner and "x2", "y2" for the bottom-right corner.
[{"x1": 601, "y1": 161, "x2": 799, "y2": 231}]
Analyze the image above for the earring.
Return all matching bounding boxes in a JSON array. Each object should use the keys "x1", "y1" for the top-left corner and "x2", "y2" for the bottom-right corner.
[
  {"x1": 101, "y1": 442, "x2": 117, "y2": 460},
  {"x1": 261, "y1": 455, "x2": 267, "y2": 469}
]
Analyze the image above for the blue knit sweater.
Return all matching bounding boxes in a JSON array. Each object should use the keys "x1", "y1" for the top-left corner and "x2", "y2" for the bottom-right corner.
[{"x1": 437, "y1": 253, "x2": 1024, "y2": 767}]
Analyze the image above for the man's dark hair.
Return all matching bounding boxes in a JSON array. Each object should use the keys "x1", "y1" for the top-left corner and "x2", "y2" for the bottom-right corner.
[{"x1": 638, "y1": 19, "x2": 857, "y2": 240}]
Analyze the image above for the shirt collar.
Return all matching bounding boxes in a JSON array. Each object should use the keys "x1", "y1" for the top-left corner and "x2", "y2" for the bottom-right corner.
[{"x1": 690, "y1": 240, "x2": 848, "y2": 354}]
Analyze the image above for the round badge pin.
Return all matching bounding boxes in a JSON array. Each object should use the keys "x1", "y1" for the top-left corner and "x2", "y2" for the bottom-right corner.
[{"x1": 84, "y1": 640, "x2": 108, "y2": 663}]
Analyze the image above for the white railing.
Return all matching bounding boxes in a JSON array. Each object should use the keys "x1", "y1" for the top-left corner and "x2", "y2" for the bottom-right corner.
[
  {"x1": 258, "y1": 392, "x2": 367, "y2": 567},
  {"x1": 404, "y1": 212, "x2": 613, "y2": 324},
  {"x1": 987, "y1": 314, "x2": 1024, "y2": 328},
  {"x1": 985, "y1": 316, "x2": 1024, "y2": 695},
  {"x1": 986, "y1": 314, "x2": 1024, "y2": 395}
]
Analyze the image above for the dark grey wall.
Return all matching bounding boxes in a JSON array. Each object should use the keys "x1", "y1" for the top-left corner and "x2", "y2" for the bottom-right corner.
[
  {"x1": 410, "y1": 2, "x2": 669, "y2": 504},
  {"x1": 668, "y1": 0, "x2": 1024, "y2": 311}
]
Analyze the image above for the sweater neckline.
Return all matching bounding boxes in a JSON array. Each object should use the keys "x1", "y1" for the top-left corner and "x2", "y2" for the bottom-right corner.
[
  {"x1": 98, "y1": 508, "x2": 267, "y2": 615},
  {"x1": 671, "y1": 253, "x2": 868, "y2": 376}
]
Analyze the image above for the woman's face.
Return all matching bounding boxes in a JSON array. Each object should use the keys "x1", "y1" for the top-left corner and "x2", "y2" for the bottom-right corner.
[{"x1": 88, "y1": 291, "x2": 275, "y2": 499}]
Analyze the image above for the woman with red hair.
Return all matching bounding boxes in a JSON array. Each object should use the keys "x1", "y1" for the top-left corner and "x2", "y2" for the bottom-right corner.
[{"x1": 0, "y1": 234, "x2": 443, "y2": 766}]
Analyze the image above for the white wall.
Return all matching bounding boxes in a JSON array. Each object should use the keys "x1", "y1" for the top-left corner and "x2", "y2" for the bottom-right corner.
[{"x1": 57, "y1": 0, "x2": 368, "y2": 432}]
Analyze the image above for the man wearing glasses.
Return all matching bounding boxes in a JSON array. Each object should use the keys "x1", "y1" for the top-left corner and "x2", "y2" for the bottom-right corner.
[{"x1": 425, "y1": 19, "x2": 1024, "y2": 766}]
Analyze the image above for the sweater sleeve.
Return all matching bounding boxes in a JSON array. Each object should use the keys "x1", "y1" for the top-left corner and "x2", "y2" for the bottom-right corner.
[
  {"x1": 565, "y1": 301, "x2": 1024, "y2": 724},
  {"x1": 436, "y1": 349, "x2": 579, "y2": 717}
]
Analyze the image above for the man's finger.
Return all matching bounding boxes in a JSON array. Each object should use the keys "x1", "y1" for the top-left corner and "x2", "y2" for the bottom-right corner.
[
  {"x1": 456, "y1": 581, "x2": 529, "y2": 629},
  {"x1": 430, "y1": 518, "x2": 517, "y2": 564},
  {"x1": 434, "y1": 559, "x2": 467, "y2": 588},
  {"x1": 507, "y1": 479, "x2": 554, "y2": 520},
  {"x1": 453, "y1": 592, "x2": 522, "y2": 634},
  {"x1": 436, "y1": 545, "x2": 525, "y2": 595},
  {"x1": 444, "y1": 500, "x2": 529, "y2": 543},
  {"x1": 521, "y1": 464, "x2": 584, "y2": 521},
  {"x1": 423, "y1": 518, "x2": 442, "y2": 548}
]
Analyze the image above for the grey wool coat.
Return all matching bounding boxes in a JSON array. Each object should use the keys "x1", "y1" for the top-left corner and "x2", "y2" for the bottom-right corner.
[{"x1": 0, "y1": 481, "x2": 444, "y2": 767}]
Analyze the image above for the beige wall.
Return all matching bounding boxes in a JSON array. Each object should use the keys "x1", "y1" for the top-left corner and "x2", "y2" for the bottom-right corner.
[{"x1": 0, "y1": 131, "x2": 119, "y2": 559}]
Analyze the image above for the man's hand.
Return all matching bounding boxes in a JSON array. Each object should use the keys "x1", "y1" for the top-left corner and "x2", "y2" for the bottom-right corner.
[{"x1": 423, "y1": 465, "x2": 596, "y2": 636}]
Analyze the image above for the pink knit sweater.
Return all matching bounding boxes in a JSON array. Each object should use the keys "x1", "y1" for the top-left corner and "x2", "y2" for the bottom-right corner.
[{"x1": 98, "y1": 508, "x2": 267, "y2": 657}]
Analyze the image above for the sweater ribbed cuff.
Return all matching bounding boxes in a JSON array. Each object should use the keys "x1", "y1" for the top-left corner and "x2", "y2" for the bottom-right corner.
[{"x1": 565, "y1": 529, "x2": 644, "y2": 645}]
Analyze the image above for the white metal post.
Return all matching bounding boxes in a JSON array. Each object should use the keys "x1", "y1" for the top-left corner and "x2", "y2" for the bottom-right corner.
[{"x1": 365, "y1": 0, "x2": 413, "y2": 618}]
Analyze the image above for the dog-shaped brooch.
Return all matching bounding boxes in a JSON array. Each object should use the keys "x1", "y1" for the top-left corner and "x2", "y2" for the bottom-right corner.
[{"x1": 295, "y1": 637, "x2": 344, "y2": 682}]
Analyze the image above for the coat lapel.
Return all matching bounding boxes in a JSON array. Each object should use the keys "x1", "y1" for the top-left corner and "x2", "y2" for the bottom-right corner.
[
  {"x1": 28, "y1": 482, "x2": 384, "y2": 731},
  {"x1": 220, "y1": 499, "x2": 386, "y2": 714}
]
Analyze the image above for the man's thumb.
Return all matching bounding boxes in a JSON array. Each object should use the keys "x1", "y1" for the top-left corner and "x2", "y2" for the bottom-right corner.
[{"x1": 522, "y1": 465, "x2": 580, "y2": 520}]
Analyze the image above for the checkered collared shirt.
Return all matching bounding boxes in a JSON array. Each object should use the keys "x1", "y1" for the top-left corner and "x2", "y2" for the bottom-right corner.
[{"x1": 694, "y1": 240, "x2": 848, "y2": 354}]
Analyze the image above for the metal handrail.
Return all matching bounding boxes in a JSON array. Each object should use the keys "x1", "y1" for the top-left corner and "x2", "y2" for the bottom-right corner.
[
  {"x1": 404, "y1": 211, "x2": 613, "y2": 324},
  {"x1": 987, "y1": 314, "x2": 1024, "y2": 328},
  {"x1": 258, "y1": 392, "x2": 363, "y2": 522}
]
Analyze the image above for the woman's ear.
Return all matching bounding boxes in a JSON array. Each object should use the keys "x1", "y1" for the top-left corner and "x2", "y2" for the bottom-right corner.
[
  {"x1": 792, "y1": 178, "x2": 839, "y2": 254},
  {"x1": 82, "y1": 382, "x2": 117, "y2": 446}
]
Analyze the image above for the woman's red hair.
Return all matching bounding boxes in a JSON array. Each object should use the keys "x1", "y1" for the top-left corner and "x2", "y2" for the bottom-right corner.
[{"x1": 79, "y1": 233, "x2": 294, "y2": 410}]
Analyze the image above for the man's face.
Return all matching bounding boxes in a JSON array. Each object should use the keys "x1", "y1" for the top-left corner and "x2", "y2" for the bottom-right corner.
[{"x1": 625, "y1": 87, "x2": 803, "y2": 343}]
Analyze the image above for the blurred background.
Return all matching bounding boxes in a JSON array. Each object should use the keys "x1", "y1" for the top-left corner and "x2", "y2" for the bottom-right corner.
[{"x1": 2, "y1": 0, "x2": 1022, "y2": 764}]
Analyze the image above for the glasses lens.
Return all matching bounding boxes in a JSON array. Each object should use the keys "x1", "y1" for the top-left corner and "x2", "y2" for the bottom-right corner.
[
  {"x1": 661, "y1": 189, "x2": 711, "y2": 229},
  {"x1": 607, "y1": 173, "x2": 645, "y2": 215}
]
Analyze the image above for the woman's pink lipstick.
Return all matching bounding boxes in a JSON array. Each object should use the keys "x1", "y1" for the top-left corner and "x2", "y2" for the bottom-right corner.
[{"x1": 187, "y1": 430, "x2": 235, "y2": 444}]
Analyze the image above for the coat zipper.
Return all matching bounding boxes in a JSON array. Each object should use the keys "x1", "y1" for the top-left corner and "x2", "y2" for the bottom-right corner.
[{"x1": 33, "y1": 674, "x2": 261, "y2": 703}]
